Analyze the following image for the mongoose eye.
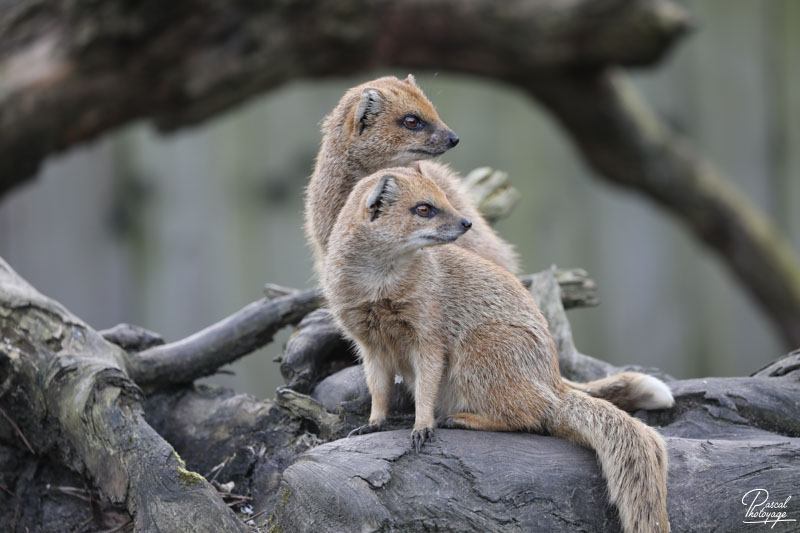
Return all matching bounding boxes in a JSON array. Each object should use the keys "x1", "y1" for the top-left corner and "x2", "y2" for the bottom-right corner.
[
  {"x1": 402, "y1": 115, "x2": 423, "y2": 130},
  {"x1": 413, "y1": 204, "x2": 437, "y2": 218}
]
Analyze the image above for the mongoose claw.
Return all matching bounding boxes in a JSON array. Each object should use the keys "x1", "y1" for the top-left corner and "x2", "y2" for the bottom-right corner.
[
  {"x1": 348, "y1": 423, "x2": 384, "y2": 438},
  {"x1": 410, "y1": 427, "x2": 435, "y2": 453}
]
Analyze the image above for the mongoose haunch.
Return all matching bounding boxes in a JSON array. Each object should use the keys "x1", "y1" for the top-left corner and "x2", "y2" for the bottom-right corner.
[
  {"x1": 305, "y1": 75, "x2": 674, "y2": 412},
  {"x1": 322, "y1": 167, "x2": 670, "y2": 533}
]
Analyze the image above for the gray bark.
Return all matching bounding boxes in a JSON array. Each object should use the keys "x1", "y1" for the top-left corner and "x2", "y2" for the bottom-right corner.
[{"x1": 274, "y1": 421, "x2": 800, "y2": 533}]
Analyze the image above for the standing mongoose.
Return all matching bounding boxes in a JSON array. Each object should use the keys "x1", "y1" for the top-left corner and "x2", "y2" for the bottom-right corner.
[
  {"x1": 306, "y1": 74, "x2": 674, "y2": 412},
  {"x1": 322, "y1": 167, "x2": 670, "y2": 533}
]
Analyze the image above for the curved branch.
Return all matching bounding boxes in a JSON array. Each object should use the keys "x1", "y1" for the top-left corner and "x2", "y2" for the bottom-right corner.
[
  {"x1": 528, "y1": 71, "x2": 800, "y2": 347},
  {"x1": 0, "y1": 0, "x2": 690, "y2": 195},
  {"x1": 127, "y1": 288, "x2": 323, "y2": 387}
]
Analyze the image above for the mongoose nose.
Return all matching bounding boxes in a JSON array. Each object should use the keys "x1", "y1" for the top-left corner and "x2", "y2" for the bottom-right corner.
[
  {"x1": 461, "y1": 218, "x2": 472, "y2": 230},
  {"x1": 448, "y1": 133, "x2": 460, "y2": 147}
]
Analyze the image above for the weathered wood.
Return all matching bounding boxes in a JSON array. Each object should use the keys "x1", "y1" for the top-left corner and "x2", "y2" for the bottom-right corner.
[
  {"x1": 462, "y1": 167, "x2": 520, "y2": 224},
  {"x1": 0, "y1": 258, "x2": 247, "y2": 532},
  {"x1": 274, "y1": 353, "x2": 800, "y2": 532},
  {"x1": 274, "y1": 425, "x2": 800, "y2": 532}
]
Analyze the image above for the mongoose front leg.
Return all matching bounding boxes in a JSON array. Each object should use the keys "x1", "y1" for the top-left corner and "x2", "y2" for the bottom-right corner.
[
  {"x1": 411, "y1": 349, "x2": 445, "y2": 452},
  {"x1": 349, "y1": 351, "x2": 393, "y2": 438}
]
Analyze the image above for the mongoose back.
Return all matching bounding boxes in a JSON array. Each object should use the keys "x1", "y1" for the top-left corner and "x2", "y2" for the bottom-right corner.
[
  {"x1": 322, "y1": 167, "x2": 670, "y2": 533},
  {"x1": 307, "y1": 75, "x2": 673, "y2": 413}
]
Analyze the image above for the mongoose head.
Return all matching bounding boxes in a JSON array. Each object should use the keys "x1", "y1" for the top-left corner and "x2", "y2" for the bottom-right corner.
[
  {"x1": 323, "y1": 75, "x2": 459, "y2": 171},
  {"x1": 355, "y1": 166, "x2": 472, "y2": 256}
]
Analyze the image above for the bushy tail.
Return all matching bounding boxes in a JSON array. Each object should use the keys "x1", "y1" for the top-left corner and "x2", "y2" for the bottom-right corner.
[
  {"x1": 547, "y1": 390, "x2": 670, "y2": 533},
  {"x1": 563, "y1": 371, "x2": 674, "y2": 411}
]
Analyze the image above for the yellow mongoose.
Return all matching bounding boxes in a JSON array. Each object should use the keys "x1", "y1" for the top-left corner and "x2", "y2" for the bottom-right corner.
[
  {"x1": 306, "y1": 75, "x2": 674, "y2": 412},
  {"x1": 322, "y1": 167, "x2": 670, "y2": 533}
]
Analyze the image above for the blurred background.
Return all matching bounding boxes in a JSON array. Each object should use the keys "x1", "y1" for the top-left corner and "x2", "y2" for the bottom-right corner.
[{"x1": 1, "y1": 0, "x2": 797, "y2": 398}]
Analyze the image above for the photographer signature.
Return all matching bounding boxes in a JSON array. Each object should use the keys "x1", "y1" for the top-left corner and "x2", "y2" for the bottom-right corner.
[{"x1": 742, "y1": 489, "x2": 796, "y2": 528}]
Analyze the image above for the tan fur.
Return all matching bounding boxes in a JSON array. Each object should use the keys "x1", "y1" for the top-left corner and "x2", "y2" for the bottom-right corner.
[
  {"x1": 322, "y1": 168, "x2": 670, "y2": 533},
  {"x1": 307, "y1": 75, "x2": 673, "y2": 413}
]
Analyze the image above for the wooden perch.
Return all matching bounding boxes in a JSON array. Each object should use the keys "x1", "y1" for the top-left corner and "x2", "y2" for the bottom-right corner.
[{"x1": 273, "y1": 416, "x2": 800, "y2": 533}]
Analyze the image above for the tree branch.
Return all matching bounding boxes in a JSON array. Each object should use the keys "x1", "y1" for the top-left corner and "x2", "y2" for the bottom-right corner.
[
  {"x1": 0, "y1": 0, "x2": 690, "y2": 196},
  {"x1": 527, "y1": 70, "x2": 800, "y2": 347},
  {"x1": 127, "y1": 288, "x2": 323, "y2": 388},
  {"x1": 117, "y1": 267, "x2": 599, "y2": 391}
]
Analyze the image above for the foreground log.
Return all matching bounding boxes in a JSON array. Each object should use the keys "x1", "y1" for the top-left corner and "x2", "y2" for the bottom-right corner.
[
  {"x1": 0, "y1": 258, "x2": 248, "y2": 532},
  {"x1": 274, "y1": 415, "x2": 800, "y2": 533}
]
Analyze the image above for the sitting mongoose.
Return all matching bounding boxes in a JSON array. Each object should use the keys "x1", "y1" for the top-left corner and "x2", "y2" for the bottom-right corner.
[
  {"x1": 321, "y1": 167, "x2": 670, "y2": 533},
  {"x1": 306, "y1": 74, "x2": 674, "y2": 412}
]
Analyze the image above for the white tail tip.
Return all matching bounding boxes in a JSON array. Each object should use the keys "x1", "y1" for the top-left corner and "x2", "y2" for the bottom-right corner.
[{"x1": 632, "y1": 375, "x2": 675, "y2": 410}]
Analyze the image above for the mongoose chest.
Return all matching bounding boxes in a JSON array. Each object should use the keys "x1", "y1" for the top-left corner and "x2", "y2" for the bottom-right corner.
[{"x1": 341, "y1": 298, "x2": 421, "y2": 350}]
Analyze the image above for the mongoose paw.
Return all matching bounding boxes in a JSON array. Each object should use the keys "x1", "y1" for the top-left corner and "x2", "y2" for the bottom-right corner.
[
  {"x1": 410, "y1": 427, "x2": 435, "y2": 453},
  {"x1": 348, "y1": 423, "x2": 384, "y2": 438}
]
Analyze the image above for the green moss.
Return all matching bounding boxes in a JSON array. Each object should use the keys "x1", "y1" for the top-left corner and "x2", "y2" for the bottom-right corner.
[
  {"x1": 177, "y1": 467, "x2": 206, "y2": 486},
  {"x1": 173, "y1": 450, "x2": 206, "y2": 485},
  {"x1": 173, "y1": 450, "x2": 186, "y2": 468},
  {"x1": 280, "y1": 488, "x2": 291, "y2": 509}
]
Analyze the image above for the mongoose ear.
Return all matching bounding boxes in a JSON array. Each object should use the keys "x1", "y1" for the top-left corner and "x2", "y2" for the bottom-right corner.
[
  {"x1": 366, "y1": 174, "x2": 396, "y2": 221},
  {"x1": 405, "y1": 74, "x2": 419, "y2": 88},
  {"x1": 354, "y1": 88, "x2": 383, "y2": 135}
]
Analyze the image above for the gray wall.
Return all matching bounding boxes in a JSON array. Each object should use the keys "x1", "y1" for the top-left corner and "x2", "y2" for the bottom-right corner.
[{"x1": 1, "y1": 0, "x2": 798, "y2": 397}]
